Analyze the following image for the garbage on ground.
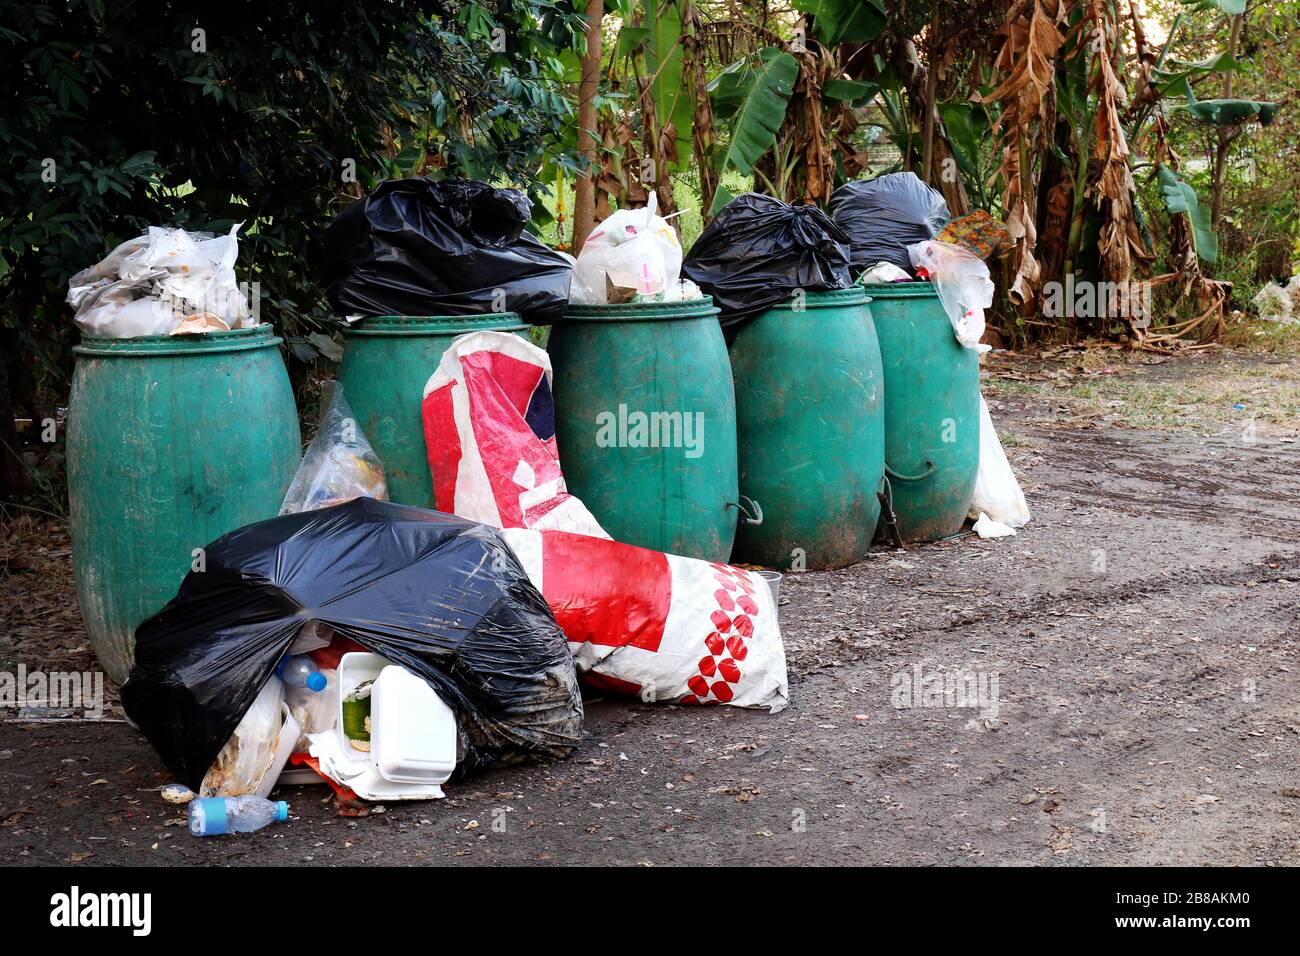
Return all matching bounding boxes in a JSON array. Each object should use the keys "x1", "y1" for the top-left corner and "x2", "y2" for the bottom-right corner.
[
  {"x1": 66, "y1": 225, "x2": 252, "y2": 338},
  {"x1": 305, "y1": 651, "x2": 458, "y2": 800},
  {"x1": 323, "y1": 178, "x2": 573, "y2": 324},
  {"x1": 829, "y1": 172, "x2": 950, "y2": 279},
  {"x1": 909, "y1": 240, "x2": 994, "y2": 352},
  {"x1": 681, "y1": 192, "x2": 853, "y2": 332},
  {"x1": 1253, "y1": 275, "x2": 1300, "y2": 324},
  {"x1": 969, "y1": 395, "x2": 1031, "y2": 531},
  {"x1": 934, "y1": 210, "x2": 1012, "y2": 261},
  {"x1": 280, "y1": 384, "x2": 387, "y2": 515},
  {"x1": 570, "y1": 195, "x2": 686, "y2": 305},
  {"x1": 501, "y1": 528, "x2": 790, "y2": 713},
  {"x1": 972, "y1": 512, "x2": 1017, "y2": 539},
  {"x1": 189, "y1": 795, "x2": 288, "y2": 837},
  {"x1": 859, "y1": 262, "x2": 913, "y2": 284},
  {"x1": 199, "y1": 674, "x2": 288, "y2": 797},
  {"x1": 121, "y1": 497, "x2": 583, "y2": 792},
  {"x1": 160, "y1": 783, "x2": 195, "y2": 804},
  {"x1": 421, "y1": 331, "x2": 609, "y2": 538}
]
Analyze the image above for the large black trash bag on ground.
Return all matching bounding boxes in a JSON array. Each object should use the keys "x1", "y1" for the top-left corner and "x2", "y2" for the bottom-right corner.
[
  {"x1": 682, "y1": 193, "x2": 853, "y2": 332},
  {"x1": 324, "y1": 178, "x2": 573, "y2": 324},
  {"x1": 121, "y1": 498, "x2": 583, "y2": 790},
  {"x1": 828, "y1": 172, "x2": 951, "y2": 278}
]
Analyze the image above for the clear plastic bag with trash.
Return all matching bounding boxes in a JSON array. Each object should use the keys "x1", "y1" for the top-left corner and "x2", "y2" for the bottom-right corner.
[
  {"x1": 66, "y1": 225, "x2": 253, "y2": 337},
  {"x1": 908, "y1": 240, "x2": 994, "y2": 352},
  {"x1": 280, "y1": 384, "x2": 387, "y2": 514}
]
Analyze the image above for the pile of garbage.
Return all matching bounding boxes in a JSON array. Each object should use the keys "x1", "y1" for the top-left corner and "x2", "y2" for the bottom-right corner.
[
  {"x1": 1253, "y1": 274, "x2": 1300, "y2": 324},
  {"x1": 66, "y1": 225, "x2": 254, "y2": 337},
  {"x1": 829, "y1": 172, "x2": 950, "y2": 279},
  {"x1": 122, "y1": 498, "x2": 585, "y2": 796},
  {"x1": 73, "y1": 172, "x2": 1039, "y2": 835}
]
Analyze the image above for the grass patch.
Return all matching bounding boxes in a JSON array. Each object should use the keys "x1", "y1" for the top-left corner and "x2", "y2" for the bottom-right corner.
[{"x1": 985, "y1": 355, "x2": 1300, "y2": 437}]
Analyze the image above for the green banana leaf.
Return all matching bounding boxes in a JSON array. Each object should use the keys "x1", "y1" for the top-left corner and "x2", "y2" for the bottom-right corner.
[
  {"x1": 1156, "y1": 165, "x2": 1218, "y2": 265},
  {"x1": 823, "y1": 79, "x2": 880, "y2": 104},
  {"x1": 643, "y1": 1, "x2": 692, "y2": 170},
  {"x1": 792, "y1": 0, "x2": 887, "y2": 46},
  {"x1": 1178, "y1": 0, "x2": 1245, "y2": 14},
  {"x1": 707, "y1": 48, "x2": 798, "y2": 213}
]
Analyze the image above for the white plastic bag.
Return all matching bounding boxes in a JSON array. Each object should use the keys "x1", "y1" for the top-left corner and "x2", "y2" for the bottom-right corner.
[
  {"x1": 969, "y1": 394, "x2": 1030, "y2": 529},
  {"x1": 280, "y1": 385, "x2": 387, "y2": 514},
  {"x1": 908, "y1": 240, "x2": 994, "y2": 352},
  {"x1": 570, "y1": 194, "x2": 683, "y2": 304},
  {"x1": 200, "y1": 676, "x2": 285, "y2": 797},
  {"x1": 67, "y1": 224, "x2": 252, "y2": 337},
  {"x1": 860, "y1": 262, "x2": 912, "y2": 284}
]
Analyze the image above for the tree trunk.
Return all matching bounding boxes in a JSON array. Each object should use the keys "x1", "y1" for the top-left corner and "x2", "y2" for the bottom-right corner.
[
  {"x1": 571, "y1": 0, "x2": 604, "y2": 255},
  {"x1": 1209, "y1": 11, "x2": 1244, "y2": 236},
  {"x1": 682, "y1": 2, "x2": 718, "y2": 219}
]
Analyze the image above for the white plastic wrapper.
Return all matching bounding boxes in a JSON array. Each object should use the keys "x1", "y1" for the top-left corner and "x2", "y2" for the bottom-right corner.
[{"x1": 67, "y1": 224, "x2": 253, "y2": 337}]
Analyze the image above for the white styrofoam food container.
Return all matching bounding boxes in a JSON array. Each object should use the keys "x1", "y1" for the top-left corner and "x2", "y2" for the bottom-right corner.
[
  {"x1": 371, "y1": 665, "x2": 456, "y2": 785},
  {"x1": 257, "y1": 702, "x2": 301, "y2": 799}
]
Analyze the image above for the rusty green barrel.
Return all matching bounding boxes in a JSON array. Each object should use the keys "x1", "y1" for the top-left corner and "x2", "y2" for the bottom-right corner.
[
  {"x1": 547, "y1": 298, "x2": 738, "y2": 561},
  {"x1": 67, "y1": 325, "x2": 301, "y2": 683},
  {"x1": 338, "y1": 314, "x2": 527, "y2": 507},
  {"x1": 864, "y1": 282, "x2": 979, "y2": 541},
  {"x1": 729, "y1": 288, "x2": 884, "y2": 570}
]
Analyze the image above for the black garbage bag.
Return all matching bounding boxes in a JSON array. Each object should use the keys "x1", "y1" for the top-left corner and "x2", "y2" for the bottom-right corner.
[
  {"x1": 121, "y1": 498, "x2": 583, "y2": 790},
  {"x1": 828, "y1": 172, "x2": 951, "y2": 278},
  {"x1": 324, "y1": 178, "x2": 573, "y2": 324},
  {"x1": 681, "y1": 193, "x2": 853, "y2": 332}
]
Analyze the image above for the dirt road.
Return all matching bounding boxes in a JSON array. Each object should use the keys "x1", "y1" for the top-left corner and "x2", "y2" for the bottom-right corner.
[{"x1": 3, "y1": 354, "x2": 1298, "y2": 866}]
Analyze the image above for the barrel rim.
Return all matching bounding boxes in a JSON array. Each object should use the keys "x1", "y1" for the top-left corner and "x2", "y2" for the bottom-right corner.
[
  {"x1": 758, "y1": 286, "x2": 871, "y2": 313},
  {"x1": 74, "y1": 323, "x2": 281, "y2": 357},
  {"x1": 857, "y1": 280, "x2": 937, "y2": 299},
  {"x1": 344, "y1": 313, "x2": 527, "y2": 336},
  {"x1": 561, "y1": 296, "x2": 720, "y2": 323}
]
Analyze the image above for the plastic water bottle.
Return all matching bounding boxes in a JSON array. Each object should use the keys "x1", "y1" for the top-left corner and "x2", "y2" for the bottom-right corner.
[
  {"x1": 189, "y1": 796, "x2": 288, "y2": 837},
  {"x1": 277, "y1": 655, "x2": 327, "y2": 692}
]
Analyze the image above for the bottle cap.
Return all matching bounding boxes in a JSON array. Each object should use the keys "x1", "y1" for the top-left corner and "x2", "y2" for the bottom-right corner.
[
  {"x1": 306, "y1": 671, "x2": 327, "y2": 693},
  {"x1": 275, "y1": 801, "x2": 289, "y2": 822}
]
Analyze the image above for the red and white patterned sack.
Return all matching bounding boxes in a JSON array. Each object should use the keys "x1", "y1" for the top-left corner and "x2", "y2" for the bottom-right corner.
[
  {"x1": 421, "y1": 331, "x2": 609, "y2": 537},
  {"x1": 501, "y1": 528, "x2": 789, "y2": 712}
]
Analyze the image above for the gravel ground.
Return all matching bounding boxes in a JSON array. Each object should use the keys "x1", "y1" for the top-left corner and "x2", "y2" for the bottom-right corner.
[{"x1": 2, "y1": 353, "x2": 1298, "y2": 866}]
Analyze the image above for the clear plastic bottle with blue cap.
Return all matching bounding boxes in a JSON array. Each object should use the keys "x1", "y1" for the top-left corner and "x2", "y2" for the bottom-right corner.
[
  {"x1": 189, "y1": 796, "x2": 288, "y2": 836},
  {"x1": 277, "y1": 655, "x2": 327, "y2": 692}
]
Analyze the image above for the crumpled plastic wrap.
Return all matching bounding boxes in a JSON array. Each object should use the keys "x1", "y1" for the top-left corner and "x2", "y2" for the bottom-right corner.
[{"x1": 66, "y1": 225, "x2": 252, "y2": 338}]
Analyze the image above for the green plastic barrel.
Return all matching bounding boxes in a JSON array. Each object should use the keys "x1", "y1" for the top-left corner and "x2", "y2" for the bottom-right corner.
[
  {"x1": 548, "y1": 297, "x2": 738, "y2": 561},
  {"x1": 338, "y1": 314, "x2": 528, "y2": 507},
  {"x1": 863, "y1": 282, "x2": 979, "y2": 542},
  {"x1": 67, "y1": 325, "x2": 301, "y2": 684},
  {"x1": 729, "y1": 288, "x2": 884, "y2": 570}
]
